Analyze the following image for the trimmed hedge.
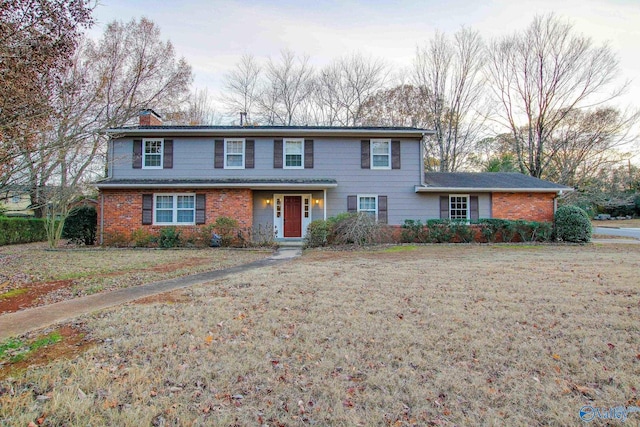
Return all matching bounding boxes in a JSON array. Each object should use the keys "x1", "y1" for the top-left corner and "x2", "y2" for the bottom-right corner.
[
  {"x1": 554, "y1": 205, "x2": 592, "y2": 243},
  {"x1": 0, "y1": 217, "x2": 47, "y2": 246},
  {"x1": 62, "y1": 206, "x2": 97, "y2": 245}
]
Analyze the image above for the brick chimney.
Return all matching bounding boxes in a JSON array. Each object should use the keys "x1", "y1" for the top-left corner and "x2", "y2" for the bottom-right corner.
[{"x1": 139, "y1": 109, "x2": 162, "y2": 126}]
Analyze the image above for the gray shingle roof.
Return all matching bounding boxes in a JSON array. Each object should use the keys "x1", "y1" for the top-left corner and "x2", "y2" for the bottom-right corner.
[{"x1": 419, "y1": 172, "x2": 571, "y2": 192}]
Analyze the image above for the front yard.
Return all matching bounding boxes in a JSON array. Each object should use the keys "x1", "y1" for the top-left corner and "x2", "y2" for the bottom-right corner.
[
  {"x1": 0, "y1": 243, "x2": 271, "y2": 314},
  {"x1": 1, "y1": 243, "x2": 639, "y2": 425}
]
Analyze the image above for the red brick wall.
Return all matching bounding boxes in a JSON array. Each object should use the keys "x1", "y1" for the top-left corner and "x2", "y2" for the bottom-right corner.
[
  {"x1": 99, "y1": 188, "x2": 253, "y2": 245},
  {"x1": 491, "y1": 192, "x2": 556, "y2": 222}
]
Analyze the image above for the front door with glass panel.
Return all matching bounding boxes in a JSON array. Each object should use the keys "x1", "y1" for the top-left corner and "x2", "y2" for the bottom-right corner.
[{"x1": 283, "y1": 196, "x2": 302, "y2": 237}]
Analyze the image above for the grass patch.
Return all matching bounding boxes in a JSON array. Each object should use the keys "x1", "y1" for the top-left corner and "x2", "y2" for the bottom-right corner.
[
  {"x1": 381, "y1": 244, "x2": 418, "y2": 253},
  {"x1": 1, "y1": 244, "x2": 639, "y2": 425},
  {"x1": 0, "y1": 332, "x2": 63, "y2": 364},
  {"x1": 0, "y1": 288, "x2": 27, "y2": 299}
]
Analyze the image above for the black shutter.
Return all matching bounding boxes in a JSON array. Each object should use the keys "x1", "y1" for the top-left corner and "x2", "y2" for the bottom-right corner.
[
  {"x1": 163, "y1": 139, "x2": 173, "y2": 169},
  {"x1": 347, "y1": 195, "x2": 357, "y2": 213},
  {"x1": 214, "y1": 140, "x2": 224, "y2": 168},
  {"x1": 361, "y1": 140, "x2": 370, "y2": 169},
  {"x1": 142, "y1": 194, "x2": 153, "y2": 225},
  {"x1": 133, "y1": 139, "x2": 142, "y2": 168},
  {"x1": 391, "y1": 140, "x2": 401, "y2": 169},
  {"x1": 274, "y1": 139, "x2": 283, "y2": 168},
  {"x1": 470, "y1": 196, "x2": 479, "y2": 220},
  {"x1": 304, "y1": 139, "x2": 314, "y2": 168},
  {"x1": 378, "y1": 195, "x2": 388, "y2": 224},
  {"x1": 195, "y1": 194, "x2": 206, "y2": 224},
  {"x1": 245, "y1": 140, "x2": 255, "y2": 168},
  {"x1": 440, "y1": 195, "x2": 449, "y2": 219}
]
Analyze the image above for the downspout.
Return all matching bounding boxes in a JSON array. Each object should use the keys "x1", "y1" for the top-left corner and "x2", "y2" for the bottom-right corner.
[
  {"x1": 420, "y1": 133, "x2": 426, "y2": 186},
  {"x1": 323, "y1": 189, "x2": 327, "y2": 220},
  {"x1": 99, "y1": 193, "x2": 104, "y2": 245}
]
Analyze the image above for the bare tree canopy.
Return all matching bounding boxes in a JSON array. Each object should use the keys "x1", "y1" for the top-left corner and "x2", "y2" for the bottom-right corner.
[
  {"x1": 359, "y1": 84, "x2": 432, "y2": 128},
  {"x1": 413, "y1": 27, "x2": 487, "y2": 171},
  {"x1": 256, "y1": 50, "x2": 315, "y2": 126},
  {"x1": 0, "y1": 0, "x2": 94, "y2": 182},
  {"x1": 315, "y1": 54, "x2": 388, "y2": 126},
  {"x1": 220, "y1": 54, "x2": 261, "y2": 125},
  {"x1": 486, "y1": 14, "x2": 628, "y2": 178}
]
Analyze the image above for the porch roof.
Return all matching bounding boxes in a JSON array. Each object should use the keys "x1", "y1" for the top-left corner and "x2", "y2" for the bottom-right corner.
[{"x1": 94, "y1": 178, "x2": 338, "y2": 191}]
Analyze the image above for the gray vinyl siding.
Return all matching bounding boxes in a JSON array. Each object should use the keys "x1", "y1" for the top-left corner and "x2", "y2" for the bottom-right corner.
[{"x1": 110, "y1": 136, "x2": 455, "y2": 225}]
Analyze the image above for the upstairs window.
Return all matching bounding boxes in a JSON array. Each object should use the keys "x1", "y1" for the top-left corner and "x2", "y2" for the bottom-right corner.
[
  {"x1": 284, "y1": 139, "x2": 304, "y2": 168},
  {"x1": 225, "y1": 139, "x2": 245, "y2": 169},
  {"x1": 371, "y1": 139, "x2": 391, "y2": 169},
  {"x1": 143, "y1": 139, "x2": 163, "y2": 169}
]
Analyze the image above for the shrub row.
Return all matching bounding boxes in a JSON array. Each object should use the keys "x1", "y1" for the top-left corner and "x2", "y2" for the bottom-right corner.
[
  {"x1": 0, "y1": 217, "x2": 47, "y2": 246},
  {"x1": 104, "y1": 217, "x2": 276, "y2": 248},
  {"x1": 304, "y1": 205, "x2": 592, "y2": 248}
]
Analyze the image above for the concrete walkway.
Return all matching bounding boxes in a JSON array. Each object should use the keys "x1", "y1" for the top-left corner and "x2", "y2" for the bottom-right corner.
[{"x1": 0, "y1": 247, "x2": 302, "y2": 340}]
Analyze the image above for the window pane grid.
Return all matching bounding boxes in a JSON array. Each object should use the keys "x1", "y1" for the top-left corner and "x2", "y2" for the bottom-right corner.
[
  {"x1": 144, "y1": 140, "x2": 163, "y2": 167},
  {"x1": 225, "y1": 140, "x2": 244, "y2": 168},
  {"x1": 371, "y1": 141, "x2": 390, "y2": 168},
  {"x1": 154, "y1": 194, "x2": 195, "y2": 224},
  {"x1": 450, "y1": 196, "x2": 469, "y2": 220},
  {"x1": 285, "y1": 140, "x2": 303, "y2": 167}
]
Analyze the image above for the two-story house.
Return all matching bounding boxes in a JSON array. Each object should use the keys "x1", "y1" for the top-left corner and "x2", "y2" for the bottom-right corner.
[{"x1": 94, "y1": 110, "x2": 570, "y2": 245}]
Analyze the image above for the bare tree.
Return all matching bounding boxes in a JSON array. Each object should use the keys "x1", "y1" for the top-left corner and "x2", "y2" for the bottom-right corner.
[
  {"x1": 256, "y1": 50, "x2": 315, "y2": 125},
  {"x1": 486, "y1": 14, "x2": 627, "y2": 178},
  {"x1": 545, "y1": 107, "x2": 638, "y2": 187},
  {"x1": 413, "y1": 27, "x2": 487, "y2": 171},
  {"x1": 166, "y1": 88, "x2": 221, "y2": 125},
  {"x1": 220, "y1": 54, "x2": 261, "y2": 124},
  {"x1": 314, "y1": 54, "x2": 388, "y2": 126},
  {"x1": 0, "y1": 0, "x2": 94, "y2": 187},
  {"x1": 359, "y1": 84, "x2": 432, "y2": 128}
]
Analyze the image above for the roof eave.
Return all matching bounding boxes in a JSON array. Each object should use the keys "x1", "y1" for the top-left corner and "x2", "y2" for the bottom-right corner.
[
  {"x1": 95, "y1": 182, "x2": 338, "y2": 190},
  {"x1": 414, "y1": 186, "x2": 572, "y2": 193},
  {"x1": 105, "y1": 127, "x2": 434, "y2": 139}
]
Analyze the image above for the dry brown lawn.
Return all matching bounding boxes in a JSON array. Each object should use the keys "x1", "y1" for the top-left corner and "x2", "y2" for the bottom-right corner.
[
  {"x1": 0, "y1": 243, "x2": 270, "y2": 313},
  {"x1": 1, "y1": 243, "x2": 640, "y2": 426}
]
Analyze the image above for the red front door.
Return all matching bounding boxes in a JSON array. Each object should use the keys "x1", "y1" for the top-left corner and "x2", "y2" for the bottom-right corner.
[{"x1": 283, "y1": 196, "x2": 302, "y2": 237}]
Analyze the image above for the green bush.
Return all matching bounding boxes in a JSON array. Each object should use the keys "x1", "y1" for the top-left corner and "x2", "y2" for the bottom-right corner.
[
  {"x1": 425, "y1": 220, "x2": 455, "y2": 243},
  {"x1": 131, "y1": 228, "x2": 157, "y2": 247},
  {"x1": 0, "y1": 217, "x2": 47, "y2": 246},
  {"x1": 158, "y1": 227, "x2": 181, "y2": 248},
  {"x1": 401, "y1": 220, "x2": 428, "y2": 243},
  {"x1": 554, "y1": 205, "x2": 592, "y2": 243},
  {"x1": 304, "y1": 219, "x2": 330, "y2": 247},
  {"x1": 62, "y1": 206, "x2": 97, "y2": 245},
  {"x1": 213, "y1": 216, "x2": 240, "y2": 247}
]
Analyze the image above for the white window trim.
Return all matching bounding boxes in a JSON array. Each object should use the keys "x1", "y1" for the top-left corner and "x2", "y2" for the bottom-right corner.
[
  {"x1": 357, "y1": 194, "x2": 378, "y2": 221},
  {"x1": 370, "y1": 139, "x2": 391, "y2": 170},
  {"x1": 283, "y1": 138, "x2": 305, "y2": 169},
  {"x1": 449, "y1": 194, "x2": 470, "y2": 221},
  {"x1": 153, "y1": 193, "x2": 196, "y2": 225},
  {"x1": 224, "y1": 138, "x2": 245, "y2": 169},
  {"x1": 143, "y1": 138, "x2": 164, "y2": 169}
]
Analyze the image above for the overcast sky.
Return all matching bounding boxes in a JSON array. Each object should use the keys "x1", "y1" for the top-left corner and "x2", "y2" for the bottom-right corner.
[{"x1": 90, "y1": 0, "x2": 640, "y2": 119}]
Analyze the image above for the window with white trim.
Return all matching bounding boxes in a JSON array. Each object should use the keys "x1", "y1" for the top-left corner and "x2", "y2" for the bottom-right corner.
[
  {"x1": 284, "y1": 139, "x2": 304, "y2": 168},
  {"x1": 371, "y1": 139, "x2": 391, "y2": 169},
  {"x1": 143, "y1": 138, "x2": 163, "y2": 169},
  {"x1": 154, "y1": 194, "x2": 195, "y2": 225},
  {"x1": 450, "y1": 195, "x2": 469, "y2": 220},
  {"x1": 225, "y1": 138, "x2": 245, "y2": 169},
  {"x1": 358, "y1": 195, "x2": 378, "y2": 220}
]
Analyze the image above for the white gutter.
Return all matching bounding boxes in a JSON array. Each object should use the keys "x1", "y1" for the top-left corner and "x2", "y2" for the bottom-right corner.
[
  {"x1": 414, "y1": 185, "x2": 572, "y2": 193},
  {"x1": 106, "y1": 127, "x2": 434, "y2": 139},
  {"x1": 96, "y1": 182, "x2": 338, "y2": 190}
]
